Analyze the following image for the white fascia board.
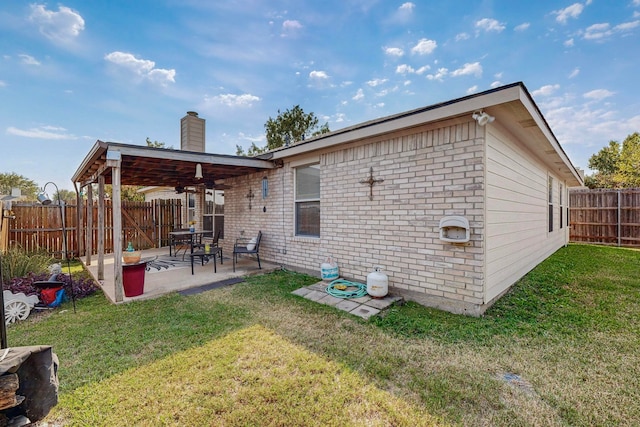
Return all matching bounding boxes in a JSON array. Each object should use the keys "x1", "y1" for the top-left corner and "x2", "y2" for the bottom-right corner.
[{"x1": 270, "y1": 86, "x2": 522, "y2": 160}]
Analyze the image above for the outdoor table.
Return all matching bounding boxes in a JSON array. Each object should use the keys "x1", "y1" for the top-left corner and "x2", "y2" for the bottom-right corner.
[
  {"x1": 168, "y1": 230, "x2": 209, "y2": 258},
  {"x1": 189, "y1": 247, "x2": 223, "y2": 274}
]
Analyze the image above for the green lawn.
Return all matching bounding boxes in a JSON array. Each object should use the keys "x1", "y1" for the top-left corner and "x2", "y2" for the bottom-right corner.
[{"x1": 8, "y1": 244, "x2": 640, "y2": 426}]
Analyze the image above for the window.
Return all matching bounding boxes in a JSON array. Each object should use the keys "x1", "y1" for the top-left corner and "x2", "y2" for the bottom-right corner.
[
  {"x1": 188, "y1": 193, "x2": 196, "y2": 225},
  {"x1": 559, "y1": 183, "x2": 564, "y2": 229},
  {"x1": 203, "y1": 190, "x2": 224, "y2": 239},
  {"x1": 295, "y1": 164, "x2": 320, "y2": 237},
  {"x1": 548, "y1": 176, "x2": 554, "y2": 233}
]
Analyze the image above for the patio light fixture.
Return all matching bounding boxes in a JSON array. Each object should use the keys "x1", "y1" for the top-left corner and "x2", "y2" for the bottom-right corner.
[{"x1": 195, "y1": 163, "x2": 203, "y2": 180}]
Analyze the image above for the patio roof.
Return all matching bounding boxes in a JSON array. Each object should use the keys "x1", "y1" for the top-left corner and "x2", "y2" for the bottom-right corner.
[{"x1": 71, "y1": 140, "x2": 275, "y2": 187}]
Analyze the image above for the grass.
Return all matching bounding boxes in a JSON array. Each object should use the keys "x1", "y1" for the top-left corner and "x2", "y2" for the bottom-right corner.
[{"x1": 7, "y1": 244, "x2": 640, "y2": 426}]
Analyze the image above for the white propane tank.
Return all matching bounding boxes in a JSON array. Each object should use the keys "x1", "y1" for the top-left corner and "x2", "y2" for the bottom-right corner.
[
  {"x1": 321, "y1": 257, "x2": 339, "y2": 281},
  {"x1": 367, "y1": 266, "x2": 388, "y2": 298}
]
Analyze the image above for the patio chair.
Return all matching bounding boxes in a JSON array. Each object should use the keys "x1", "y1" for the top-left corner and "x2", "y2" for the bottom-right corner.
[
  {"x1": 169, "y1": 228, "x2": 192, "y2": 259},
  {"x1": 233, "y1": 231, "x2": 262, "y2": 272}
]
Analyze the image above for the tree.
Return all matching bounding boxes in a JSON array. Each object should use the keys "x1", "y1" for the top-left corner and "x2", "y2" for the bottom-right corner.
[
  {"x1": 146, "y1": 137, "x2": 172, "y2": 149},
  {"x1": 585, "y1": 132, "x2": 640, "y2": 188},
  {"x1": 265, "y1": 105, "x2": 330, "y2": 150},
  {"x1": 236, "y1": 105, "x2": 330, "y2": 156},
  {"x1": 586, "y1": 140, "x2": 621, "y2": 188},
  {"x1": 54, "y1": 189, "x2": 77, "y2": 202},
  {"x1": 616, "y1": 132, "x2": 640, "y2": 187},
  {"x1": 0, "y1": 172, "x2": 39, "y2": 199}
]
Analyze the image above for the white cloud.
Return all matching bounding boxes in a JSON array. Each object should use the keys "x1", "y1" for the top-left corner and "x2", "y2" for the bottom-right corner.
[
  {"x1": 0, "y1": 81, "x2": 6, "y2": 87},
  {"x1": 490, "y1": 81, "x2": 502, "y2": 88},
  {"x1": 309, "y1": 70, "x2": 329, "y2": 80},
  {"x1": 582, "y1": 19, "x2": 640, "y2": 40},
  {"x1": 352, "y1": 88, "x2": 364, "y2": 101},
  {"x1": 584, "y1": 23, "x2": 611, "y2": 39},
  {"x1": 451, "y1": 62, "x2": 482, "y2": 78},
  {"x1": 104, "y1": 52, "x2": 176, "y2": 85},
  {"x1": 384, "y1": 47, "x2": 404, "y2": 57},
  {"x1": 514, "y1": 22, "x2": 530, "y2": 31},
  {"x1": 29, "y1": 4, "x2": 85, "y2": 43},
  {"x1": 466, "y1": 85, "x2": 478, "y2": 94},
  {"x1": 282, "y1": 19, "x2": 303, "y2": 36},
  {"x1": 583, "y1": 89, "x2": 615, "y2": 100},
  {"x1": 411, "y1": 38, "x2": 437, "y2": 55},
  {"x1": 564, "y1": 38, "x2": 575, "y2": 47},
  {"x1": 455, "y1": 32, "x2": 470, "y2": 41},
  {"x1": 554, "y1": 3, "x2": 585, "y2": 24},
  {"x1": 475, "y1": 18, "x2": 506, "y2": 33},
  {"x1": 399, "y1": 2, "x2": 415, "y2": 12},
  {"x1": 569, "y1": 68, "x2": 580, "y2": 78},
  {"x1": 389, "y1": 2, "x2": 415, "y2": 24},
  {"x1": 367, "y1": 78, "x2": 387, "y2": 87},
  {"x1": 206, "y1": 93, "x2": 261, "y2": 107},
  {"x1": 532, "y1": 84, "x2": 561, "y2": 97},
  {"x1": 426, "y1": 67, "x2": 448, "y2": 81},
  {"x1": 614, "y1": 20, "x2": 640, "y2": 31},
  {"x1": 396, "y1": 64, "x2": 414, "y2": 74},
  {"x1": 6, "y1": 125, "x2": 76, "y2": 140},
  {"x1": 19, "y1": 54, "x2": 40, "y2": 66}
]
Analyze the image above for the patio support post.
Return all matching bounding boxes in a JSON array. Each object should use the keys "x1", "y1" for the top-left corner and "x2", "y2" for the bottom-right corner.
[
  {"x1": 107, "y1": 150, "x2": 124, "y2": 302},
  {"x1": 85, "y1": 184, "x2": 93, "y2": 266},
  {"x1": 97, "y1": 176, "x2": 105, "y2": 280}
]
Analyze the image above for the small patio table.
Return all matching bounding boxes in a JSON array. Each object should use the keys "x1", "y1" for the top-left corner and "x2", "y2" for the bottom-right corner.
[
  {"x1": 189, "y1": 247, "x2": 223, "y2": 275},
  {"x1": 169, "y1": 230, "x2": 209, "y2": 258}
]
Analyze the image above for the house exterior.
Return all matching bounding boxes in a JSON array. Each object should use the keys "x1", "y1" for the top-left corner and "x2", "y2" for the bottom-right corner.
[{"x1": 220, "y1": 82, "x2": 583, "y2": 315}]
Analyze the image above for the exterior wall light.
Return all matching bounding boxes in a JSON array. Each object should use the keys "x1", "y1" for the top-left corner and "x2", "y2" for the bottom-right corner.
[{"x1": 472, "y1": 110, "x2": 495, "y2": 126}]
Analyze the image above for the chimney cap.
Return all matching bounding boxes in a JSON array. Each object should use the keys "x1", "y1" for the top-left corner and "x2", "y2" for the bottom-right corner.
[{"x1": 186, "y1": 111, "x2": 198, "y2": 117}]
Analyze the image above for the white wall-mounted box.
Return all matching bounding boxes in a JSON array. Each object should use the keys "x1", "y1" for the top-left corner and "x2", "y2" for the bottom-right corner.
[{"x1": 439, "y1": 216, "x2": 470, "y2": 243}]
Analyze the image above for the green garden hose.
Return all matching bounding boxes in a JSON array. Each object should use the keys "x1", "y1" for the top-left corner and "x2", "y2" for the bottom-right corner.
[{"x1": 326, "y1": 279, "x2": 368, "y2": 299}]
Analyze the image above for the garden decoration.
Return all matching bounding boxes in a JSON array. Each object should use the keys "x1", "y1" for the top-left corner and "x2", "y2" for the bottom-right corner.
[{"x1": 3, "y1": 291, "x2": 39, "y2": 324}]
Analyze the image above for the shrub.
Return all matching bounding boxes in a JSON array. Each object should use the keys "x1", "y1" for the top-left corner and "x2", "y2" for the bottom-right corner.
[
  {"x1": 3, "y1": 271, "x2": 100, "y2": 302},
  {"x1": 1, "y1": 246, "x2": 53, "y2": 282}
]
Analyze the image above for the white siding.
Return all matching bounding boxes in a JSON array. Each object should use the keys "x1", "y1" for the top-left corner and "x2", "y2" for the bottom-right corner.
[{"x1": 485, "y1": 126, "x2": 566, "y2": 302}]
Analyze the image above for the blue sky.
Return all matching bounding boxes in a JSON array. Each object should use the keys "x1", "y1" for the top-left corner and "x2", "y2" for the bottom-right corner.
[{"x1": 1, "y1": 1, "x2": 639, "y2": 191}]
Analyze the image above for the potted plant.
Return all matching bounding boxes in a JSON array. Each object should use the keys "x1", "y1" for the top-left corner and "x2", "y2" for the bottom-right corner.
[{"x1": 188, "y1": 220, "x2": 196, "y2": 233}]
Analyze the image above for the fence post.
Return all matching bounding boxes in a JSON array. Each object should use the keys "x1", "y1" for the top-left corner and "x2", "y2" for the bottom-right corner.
[{"x1": 618, "y1": 190, "x2": 621, "y2": 247}]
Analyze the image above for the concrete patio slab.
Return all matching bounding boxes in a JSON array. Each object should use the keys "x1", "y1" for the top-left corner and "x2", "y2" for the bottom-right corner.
[{"x1": 82, "y1": 247, "x2": 280, "y2": 303}]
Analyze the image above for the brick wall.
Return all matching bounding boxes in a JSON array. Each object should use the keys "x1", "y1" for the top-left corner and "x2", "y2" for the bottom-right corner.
[{"x1": 225, "y1": 118, "x2": 486, "y2": 314}]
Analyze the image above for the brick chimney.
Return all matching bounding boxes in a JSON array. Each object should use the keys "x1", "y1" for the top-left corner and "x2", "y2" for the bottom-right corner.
[{"x1": 180, "y1": 111, "x2": 205, "y2": 152}]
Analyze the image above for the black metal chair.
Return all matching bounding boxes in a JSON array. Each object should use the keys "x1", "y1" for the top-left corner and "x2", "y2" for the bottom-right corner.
[
  {"x1": 233, "y1": 231, "x2": 262, "y2": 272},
  {"x1": 169, "y1": 228, "x2": 192, "y2": 259}
]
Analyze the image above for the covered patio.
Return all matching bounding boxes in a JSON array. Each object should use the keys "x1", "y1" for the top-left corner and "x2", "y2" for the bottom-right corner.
[
  {"x1": 71, "y1": 140, "x2": 278, "y2": 302},
  {"x1": 84, "y1": 247, "x2": 280, "y2": 303}
]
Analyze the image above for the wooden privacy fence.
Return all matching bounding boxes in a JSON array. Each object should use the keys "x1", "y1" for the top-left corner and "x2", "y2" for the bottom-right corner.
[
  {"x1": 3, "y1": 199, "x2": 183, "y2": 258},
  {"x1": 570, "y1": 188, "x2": 640, "y2": 247}
]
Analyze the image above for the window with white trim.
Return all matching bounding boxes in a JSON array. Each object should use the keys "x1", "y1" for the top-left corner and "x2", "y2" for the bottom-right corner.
[{"x1": 295, "y1": 164, "x2": 320, "y2": 237}]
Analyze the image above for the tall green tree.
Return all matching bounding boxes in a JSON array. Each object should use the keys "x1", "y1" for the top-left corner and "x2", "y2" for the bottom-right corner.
[
  {"x1": 236, "y1": 105, "x2": 330, "y2": 156},
  {"x1": 0, "y1": 172, "x2": 39, "y2": 199},
  {"x1": 585, "y1": 132, "x2": 640, "y2": 188},
  {"x1": 265, "y1": 105, "x2": 330, "y2": 150},
  {"x1": 616, "y1": 132, "x2": 640, "y2": 187}
]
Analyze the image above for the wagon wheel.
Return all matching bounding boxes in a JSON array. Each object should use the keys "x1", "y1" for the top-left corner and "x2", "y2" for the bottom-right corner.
[{"x1": 4, "y1": 300, "x2": 31, "y2": 324}]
